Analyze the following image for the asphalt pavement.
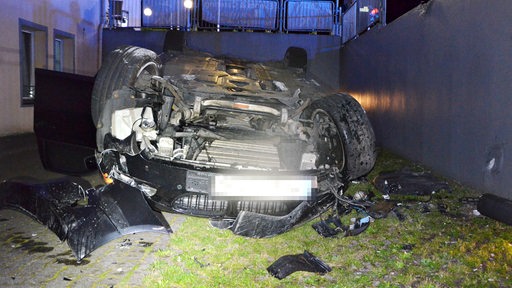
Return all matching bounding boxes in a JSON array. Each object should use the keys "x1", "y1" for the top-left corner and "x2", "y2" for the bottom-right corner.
[{"x1": 0, "y1": 133, "x2": 184, "y2": 287}]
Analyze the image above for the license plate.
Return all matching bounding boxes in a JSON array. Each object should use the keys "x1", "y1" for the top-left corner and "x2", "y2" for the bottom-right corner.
[{"x1": 210, "y1": 175, "x2": 317, "y2": 201}]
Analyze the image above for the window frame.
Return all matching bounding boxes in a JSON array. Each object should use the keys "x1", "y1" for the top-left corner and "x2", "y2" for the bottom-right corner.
[
  {"x1": 53, "y1": 29, "x2": 75, "y2": 73},
  {"x1": 19, "y1": 19, "x2": 48, "y2": 107},
  {"x1": 54, "y1": 38, "x2": 63, "y2": 72}
]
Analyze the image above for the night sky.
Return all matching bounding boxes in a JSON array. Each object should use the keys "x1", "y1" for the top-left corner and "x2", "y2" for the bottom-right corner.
[{"x1": 386, "y1": 0, "x2": 426, "y2": 23}]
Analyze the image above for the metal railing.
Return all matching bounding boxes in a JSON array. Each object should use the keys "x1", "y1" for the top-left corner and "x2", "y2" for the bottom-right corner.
[
  {"x1": 198, "y1": 0, "x2": 280, "y2": 32},
  {"x1": 108, "y1": 0, "x2": 385, "y2": 43},
  {"x1": 141, "y1": 0, "x2": 191, "y2": 28},
  {"x1": 283, "y1": 0, "x2": 335, "y2": 33}
]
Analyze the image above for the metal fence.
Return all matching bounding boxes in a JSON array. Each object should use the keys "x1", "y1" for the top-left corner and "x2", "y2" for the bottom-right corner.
[
  {"x1": 283, "y1": 0, "x2": 337, "y2": 33},
  {"x1": 198, "y1": 0, "x2": 279, "y2": 31},
  {"x1": 108, "y1": 0, "x2": 385, "y2": 43},
  {"x1": 141, "y1": 0, "x2": 191, "y2": 28}
]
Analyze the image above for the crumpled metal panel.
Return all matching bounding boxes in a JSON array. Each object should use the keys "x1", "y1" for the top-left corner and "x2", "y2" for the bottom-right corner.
[{"x1": 0, "y1": 178, "x2": 171, "y2": 260}]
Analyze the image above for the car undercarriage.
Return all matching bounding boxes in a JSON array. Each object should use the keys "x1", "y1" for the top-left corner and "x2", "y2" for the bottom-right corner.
[{"x1": 93, "y1": 46, "x2": 376, "y2": 234}]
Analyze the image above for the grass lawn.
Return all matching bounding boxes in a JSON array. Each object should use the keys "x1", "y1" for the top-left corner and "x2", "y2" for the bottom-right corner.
[{"x1": 143, "y1": 149, "x2": 512, "y2": 287}]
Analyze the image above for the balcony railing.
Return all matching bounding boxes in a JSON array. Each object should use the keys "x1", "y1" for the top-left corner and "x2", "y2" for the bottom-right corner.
[{"x1": 106, "y1": 0, "x2": 385, "y2": 42}]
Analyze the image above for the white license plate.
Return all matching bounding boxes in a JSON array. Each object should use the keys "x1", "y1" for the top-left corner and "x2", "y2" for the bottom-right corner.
[{"x1": 210, "y1": 175, "x2": 317, "y2": 200}]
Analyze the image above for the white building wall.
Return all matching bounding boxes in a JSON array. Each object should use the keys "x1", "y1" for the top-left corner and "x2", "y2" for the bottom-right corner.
[{"x1": 0, "y1": 0, "x2": 102, "y2": 136}]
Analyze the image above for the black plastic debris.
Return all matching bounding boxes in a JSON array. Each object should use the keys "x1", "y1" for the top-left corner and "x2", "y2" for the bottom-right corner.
[
  {"x1": 437, "y1": 203, "x2": 449, "y2": 214},
  {"x1": 368, "y1": 201, "x2": 396, "y2": 219},
  {"x1": 267, "y1": 250, "x2": 331, "y2": 280},
  {"x1": 477, "y1": 193, "x2": 512, "y2": 226},
  {"x1": 420, "y1": 203, "x2": 431, "y2": 214},
  {"x1": 229, "y1": 197, "x2": 333, "y2": 238},
  {"x1": 392, "y1": 207, "x2": 406, "y2": 222},
  {"x1": 374, "y1": 170, "x2": 451, "y2": 197},
  {"x1": 312, "y1": 214, "x2": 370, "y2": 238},
  {"x1": 312, "y1": 215, "x2": 344, "y2": 237},
  {"x1": 0, "y1": 177, "x2": 171, "y2": 260}
]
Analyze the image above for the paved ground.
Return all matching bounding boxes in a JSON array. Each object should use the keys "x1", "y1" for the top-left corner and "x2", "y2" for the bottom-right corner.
[{"x1": 0, "y1": 134, "x2": 185, "y2": 287}]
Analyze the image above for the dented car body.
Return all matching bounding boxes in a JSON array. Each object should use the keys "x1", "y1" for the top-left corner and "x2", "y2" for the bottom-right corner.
[{"x1": 2, "y1": 46, "x2": 376, "y2": 259}]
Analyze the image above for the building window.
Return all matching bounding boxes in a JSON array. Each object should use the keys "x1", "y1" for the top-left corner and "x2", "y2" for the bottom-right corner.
[
  {"x1": 53, "y1": 29, "x2": 75, "y2": 73},
  {"x1": 19, "y1": 19, "x2": 47, "y2": 106},
  {"x1": 21, "y1": 30, "x2": 35, "y2": 101},
  {"x1": 54, "y1": 38, "x2": 63, "y2": 72}
]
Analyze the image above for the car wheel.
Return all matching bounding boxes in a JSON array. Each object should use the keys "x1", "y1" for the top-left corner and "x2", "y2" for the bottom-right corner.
[
  {"x1": 303, "y1": 93, "x2": 376, "y2": 180},
  {"x1": 91, "y1": 46, "x2": 160, "y2": 126}
]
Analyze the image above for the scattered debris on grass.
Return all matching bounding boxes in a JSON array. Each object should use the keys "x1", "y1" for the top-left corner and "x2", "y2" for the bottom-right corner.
[
  {"x1": 374, "y1": 169, "x2": 451, "y2": 196},
  {"x1": 267, "y1": 250, "x2": 331, "y2": 279},
  {"x1": 143, "y1": 150, "x2": 512, "y2": 287}
]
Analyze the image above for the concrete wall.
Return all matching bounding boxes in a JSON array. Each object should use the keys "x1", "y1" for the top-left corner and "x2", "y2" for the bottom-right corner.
[
  {"x1": 102, "y1": 28, "x2": 168, "y2": 59},
  {"x1": 336, "y1": 0, "x2": 512, "y2": 199},
  {"x1": 185, "y1": 32, "x2": 339, "y2": 62},
  {"x1": 0, "y1": 0, "x2": 101, "y2": 136}
]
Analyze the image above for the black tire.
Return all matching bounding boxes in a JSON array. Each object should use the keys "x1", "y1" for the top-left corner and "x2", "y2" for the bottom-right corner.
[
  {"x1": 91, "y1": 46, "x2": 160, "y2": 126},
  {"x1": 303, "y1": 93, "x2": 376, "y2": 180}
]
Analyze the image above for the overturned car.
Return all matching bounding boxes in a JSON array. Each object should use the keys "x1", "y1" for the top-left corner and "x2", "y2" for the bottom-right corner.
[
  {"x1": 92, "y1": 46, "x2": 376, "y2": 232},
  {"x1": 2, "y1": 45, "x2": 376, "y2": 259}
]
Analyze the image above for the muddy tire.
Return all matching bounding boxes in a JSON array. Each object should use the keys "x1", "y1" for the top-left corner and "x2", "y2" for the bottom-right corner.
[
  {"x1": 91, "y1": 46, "x2": 160, "y2": 126},
  {"x1": 303, "y1": 93, "x2": 376, "y2": 180}
]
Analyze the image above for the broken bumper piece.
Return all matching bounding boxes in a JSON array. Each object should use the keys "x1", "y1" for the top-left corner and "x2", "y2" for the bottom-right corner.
[
  {"x1": 221, "y1": 196, "x2": 334, "y2": 238},
  {"x1": 312, "y1": 214, "x2": 371, "y2": 237},
  {"x1": 267, "y1": 250, "x2": 332, "y2": 280},
  {"x1": 0, "y1": 178, "x2": 171, "y2": 260}
]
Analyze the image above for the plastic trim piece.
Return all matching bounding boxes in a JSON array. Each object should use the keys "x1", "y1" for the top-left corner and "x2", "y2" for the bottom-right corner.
[{"x1": 0, "y1": 177, "x2": 171, "y2": 260}]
